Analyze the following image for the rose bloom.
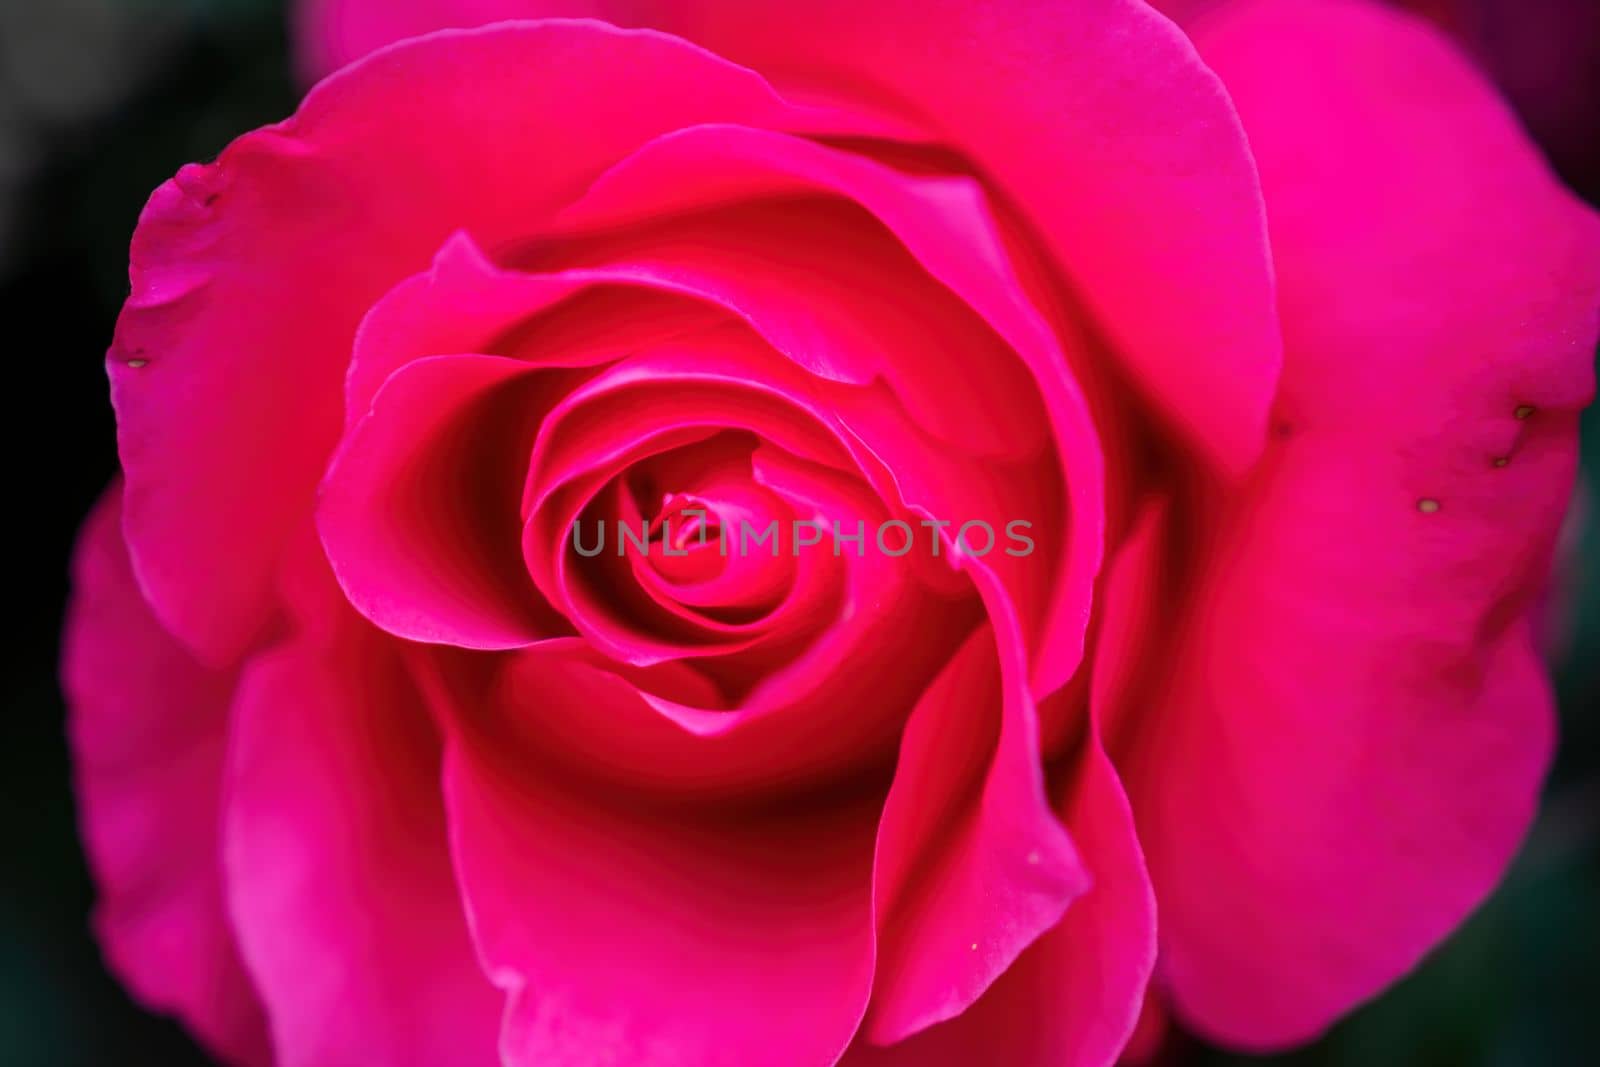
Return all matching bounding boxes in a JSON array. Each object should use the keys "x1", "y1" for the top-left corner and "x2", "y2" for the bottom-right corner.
[{"x1": 64, "y1": 1, "x2": 1598, "y2": 1065}]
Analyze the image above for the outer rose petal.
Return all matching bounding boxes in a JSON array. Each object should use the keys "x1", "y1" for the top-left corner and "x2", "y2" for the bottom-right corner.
[
  {"x1": 62, "y1": 483, "x2": 271, "y2": 1067},
  {"x1": 223, "y1": 621, "x2": 501, "y2": 1067},
  {"x1": 1122, "y1": 0, "x2": 1600, "y2": 1048},
  {"x1": 295, "y1": 0, "x2": 1283, "y2": 474}
]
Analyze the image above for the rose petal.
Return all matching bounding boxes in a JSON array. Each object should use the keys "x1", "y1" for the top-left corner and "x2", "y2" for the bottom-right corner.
[
  {"x1": 63, "y1": 482, "x2": 271, "y2": 1067},
  {"x1": 223, "y1": 624, "x2": 500, "y2": 1067},
  {"x1": 1121, "y1": 0, "x2": 1600, "y2": 1046},
  {"x1": 864, "y1": 619, "x2": 1087, "y2": 1044},
  {"x1": 845, "y1": 679, "x2": 1155, "y2": 1066},
  {"x1": 343, "y1": 232, "x2": 727, "y2": 430},
  {"x1": 319, "y1": 353, "x2": 563, "y2": 648},
  {"x1": 438, "y1": 648, "x2": 879, "y2": 1067}
]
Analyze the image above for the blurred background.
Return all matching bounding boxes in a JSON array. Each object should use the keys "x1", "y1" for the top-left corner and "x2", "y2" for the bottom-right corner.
[{"x1": 0, "y1": 0, "x2": 1595, "y2": 1063}]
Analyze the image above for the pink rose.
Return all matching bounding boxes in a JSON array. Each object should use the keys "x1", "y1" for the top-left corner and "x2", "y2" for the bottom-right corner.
[{"x1": 65, "y1": 2, "x2": 1599, "y2": 1065}]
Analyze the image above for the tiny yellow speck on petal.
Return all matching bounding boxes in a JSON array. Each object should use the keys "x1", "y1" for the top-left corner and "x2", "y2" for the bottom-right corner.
[
  {"x1": 1418, "y1": 498, "x2": 1441, "y2": 514},
  {"x1": 1493, "y1": 457, "x2": 1510, "y2": 468},
  {"x1": 1514, "y1": 405, "x2": 1535, "y2": 420},
  {"x1": 126, "y1": 359, "x2": 148, "y2": 369}
]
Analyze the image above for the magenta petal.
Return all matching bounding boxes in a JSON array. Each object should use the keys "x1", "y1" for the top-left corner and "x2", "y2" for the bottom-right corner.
[
  {"x1": 63, "y1": 483, "x2": 271, "y2": 1067},
  {"x1": 109, "y1": 19, "x2": 834, "y2": 663},
  {"x1": 342, "y1": 233, "x2": 582, "y2": 431},
  {"x1": 1124, "y1": 0, "x2": 1600, "y2": 1046},
  {"x1": 320, "y1": 353, "x2": 557, "y2": 648},
  {"x1": 223, "y1": 627, "x2": 500, "y2": 1067},
  {"x1": 846, "y1": 697, "x2": 1154, "y2": 1066},
  {"x1": 343, "y1": 232, "x2": 725, "y2": 429},
  {"x1": 865, "y1": 622, "x2": 1087, "y2": 1044},
  {"x1": 1036, "y1": 733, "x2": 1158, "y2": 1067},
  {"x1": 440, "y1": 651, "x2": 879, "y2": 1067}
]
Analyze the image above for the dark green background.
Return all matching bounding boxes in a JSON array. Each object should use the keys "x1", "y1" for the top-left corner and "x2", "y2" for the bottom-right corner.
[{"x1": 1, "y1": 1, "x2": 1594, "y2": 1063}]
